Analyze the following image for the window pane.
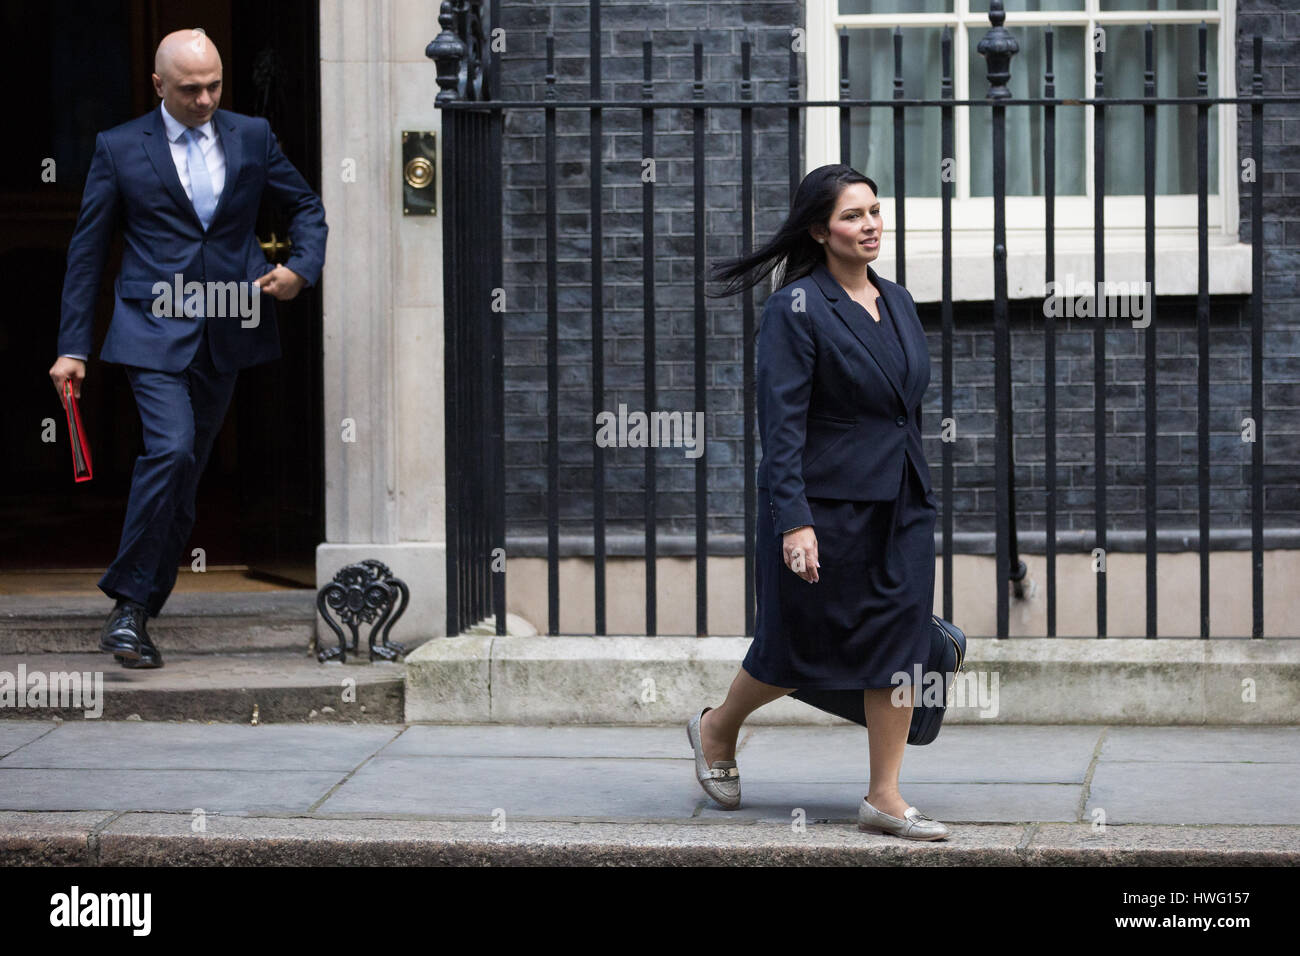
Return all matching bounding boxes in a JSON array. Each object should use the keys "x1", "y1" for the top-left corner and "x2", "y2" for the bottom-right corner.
[
  {"x1": 968, "y1": 0, "x2": 1082, "y2": 12},
  {"x1": 1099, "y1": 0, "x2": 1213, "y2": 10},
  {"x1": 969, "y1": 27, "x2": 1087, "y2": 196},
  {"x1": 839, "y1": 0, "x2": 953, "y2": 13},
  {"x1": 845, "y1": 28, "x2": 946, "y2": 198},
  {"x1": 1102, "y1": 24, "x2": 1218, "y2": 195}
]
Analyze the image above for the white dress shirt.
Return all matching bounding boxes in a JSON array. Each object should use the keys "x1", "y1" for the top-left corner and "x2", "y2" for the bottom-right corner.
[{"x1": 61, "y1": 103, "x2": 226, "y2": 362}]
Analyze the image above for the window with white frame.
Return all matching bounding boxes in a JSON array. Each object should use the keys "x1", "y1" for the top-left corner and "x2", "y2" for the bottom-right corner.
[{"x1": 805, "y1": 0, "x2": 1236, "y2": 236}]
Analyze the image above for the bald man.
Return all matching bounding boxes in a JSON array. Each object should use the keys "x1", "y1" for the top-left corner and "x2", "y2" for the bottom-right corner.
[{"x1": 50, "y1": 29, "x2": 328, "y2": 668}]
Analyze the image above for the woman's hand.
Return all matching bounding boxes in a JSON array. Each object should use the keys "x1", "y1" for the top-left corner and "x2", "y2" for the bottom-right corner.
[{"x1": 782, "y1": 526, "x2": 820, "y2": 583}]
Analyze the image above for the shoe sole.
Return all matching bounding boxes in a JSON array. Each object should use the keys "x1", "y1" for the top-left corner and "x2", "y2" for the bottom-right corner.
[
  {"x1": 857, "y1": 822, "x2": 949, "y2": 840},
  {"x1": 115, "y1": 654, "x2": 162, "y2": 669},
  {"x1": 101, "y1": 641, "x2": 141, "y2": 661}
]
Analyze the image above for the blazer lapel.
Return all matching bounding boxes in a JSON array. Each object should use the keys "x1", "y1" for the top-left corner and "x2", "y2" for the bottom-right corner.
[
  {"x1": 870, "y1": 264, "x2": 917, "y2": 400},
  {"x1": 811, "y1": 261, "x2": 907, "y2": 406},
  {"x1": 206, "y1": 110, "x2": 241, "y2": 228},
  {"x1": 142, "y1": 108, "x2": 203, "y2": 229}
]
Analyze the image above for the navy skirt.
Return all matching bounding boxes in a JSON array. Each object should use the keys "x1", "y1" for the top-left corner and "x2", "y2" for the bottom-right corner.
[{"x1": 745, "y1": 450, "x2": 938, "y2": 704}]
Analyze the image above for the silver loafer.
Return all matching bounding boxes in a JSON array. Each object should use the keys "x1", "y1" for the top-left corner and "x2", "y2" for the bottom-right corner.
[
  {"x1": 686, "y1": 707, "x2": 740, "y2": 810},
  {"x1": 858, "y1": 798, "x2": 950, "y2": 840}
]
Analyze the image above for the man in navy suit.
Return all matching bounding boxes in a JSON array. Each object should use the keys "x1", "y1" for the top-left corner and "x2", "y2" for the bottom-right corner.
[{"x1": 48, "y1": 29, "x2": 327, "y2": 668}]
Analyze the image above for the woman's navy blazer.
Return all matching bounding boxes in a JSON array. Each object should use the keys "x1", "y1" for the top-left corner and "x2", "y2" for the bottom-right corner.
[{"x1": 756, "y1": 260, "x2": 934, "y2": 536}]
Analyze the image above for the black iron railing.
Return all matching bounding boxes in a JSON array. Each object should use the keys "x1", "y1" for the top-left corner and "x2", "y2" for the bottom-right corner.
[
  {"x1": 431, "y1": 0, "x2": 1295, "y2": 639},
  {"x1": 428, "y1": 0, "x2": 505, "y2": 638}
]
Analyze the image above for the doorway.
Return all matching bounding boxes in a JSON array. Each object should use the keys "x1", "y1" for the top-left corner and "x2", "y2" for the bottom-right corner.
[{"x1": 0, "y1": 0, "x2": 323, "y2": 589}]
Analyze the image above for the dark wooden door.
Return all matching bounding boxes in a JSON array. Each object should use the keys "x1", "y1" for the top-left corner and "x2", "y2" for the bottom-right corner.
[
  {"x1": 228, "y1": 0, "x2": 324, "y2": 586},
  {"x1": 0, "y1": 0, "x2": 323, "y2": 583}
]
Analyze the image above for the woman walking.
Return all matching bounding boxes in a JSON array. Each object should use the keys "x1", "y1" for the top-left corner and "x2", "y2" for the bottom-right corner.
[{"x1": 688, "y1": 164, "x2": 948, "y2": 840}]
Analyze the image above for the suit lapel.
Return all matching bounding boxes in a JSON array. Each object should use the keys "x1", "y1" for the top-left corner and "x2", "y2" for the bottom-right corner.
[
  {"x1": 871, "y1": 265, "x2": 915, "y2": 396},
  {"x1": 207, "y1": 110, "x2": 241, "y2": 228},
  {"x1": 142, "y1": 107, "x2": 202, "y2": 229},
  {"x1": 812, "y1": 261, "x2": 908, "y2": 406}
]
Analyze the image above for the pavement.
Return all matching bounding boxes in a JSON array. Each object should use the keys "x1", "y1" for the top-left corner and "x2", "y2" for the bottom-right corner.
[{"x1": 2, "y1": 719, "x2": 1298, "y2": 864}]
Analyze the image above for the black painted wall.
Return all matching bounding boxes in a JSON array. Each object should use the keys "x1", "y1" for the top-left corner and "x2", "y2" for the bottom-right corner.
[{"x1": 491, "y1": 0, "x2": 1299, "y2": 552}]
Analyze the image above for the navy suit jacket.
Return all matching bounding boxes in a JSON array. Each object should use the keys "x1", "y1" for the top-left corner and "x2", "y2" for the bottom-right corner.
[
  {"x1": 757, "y1": 260, "x2": 935, "y2": 535},
  {"x1": 57, "y1": 106, "x2": 328, "y2": 374}
]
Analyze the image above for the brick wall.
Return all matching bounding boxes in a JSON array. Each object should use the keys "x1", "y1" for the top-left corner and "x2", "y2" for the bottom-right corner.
[
  {"x1": 493, "y1": 0, "x2": 1300, "y2": 552},
  {"x1": 1235, "y1": 0, "x2": 1300, "y2": 532}
]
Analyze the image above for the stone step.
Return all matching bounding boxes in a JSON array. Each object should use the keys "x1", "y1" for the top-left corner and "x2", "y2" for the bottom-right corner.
[
  {"x1": 0, "y1": 591, "x2": 318, "y2": 656},
  {"x1": 403, "y1": 634, "x2": 1300, "y2": 725},
  {"x1": 0, "y1": 651, "x2": 405, "y2": 723}
]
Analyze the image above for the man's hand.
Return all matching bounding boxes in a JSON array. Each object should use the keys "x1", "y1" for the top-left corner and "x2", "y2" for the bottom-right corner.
[
  {"x1": 254, "y1": 264, "x2": 306, "y2": 301},
  {"x1": 49, "y1": 357, "x2": 86, "y2": 406},
  {"x1": 782, "y1": 526, "x2": 820, "y2": 583}
]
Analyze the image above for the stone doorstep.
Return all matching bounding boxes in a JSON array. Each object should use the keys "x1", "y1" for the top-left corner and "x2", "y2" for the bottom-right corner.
[
  {"x1": 2, "y1": 813, "x2": 1298, "y2": 866},
  {"x1": 0, "y1": 622, "x2": 315, "y2": 657},
  {"x1": 0, "y1": 591, "x2": 319, "y2": 656},
  {"x1": 0, "y1": 652, "x2": 405, "y2": 724},
  {"x1": 4, "y1": 632, "x2": 1297, "y2": 726},
  {"x1": 403, "y1": 635, "x2": 1300, "y2": 725}
]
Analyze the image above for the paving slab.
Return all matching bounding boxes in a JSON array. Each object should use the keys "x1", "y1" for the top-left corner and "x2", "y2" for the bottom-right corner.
[
  {"x1": 1098, "y1": 726, "x2": 1300, "y2": 763},
  {"x1": 0, "y1": 769, "x2": 346, "y2": 813},
  {"x1": 0, "y1": 721, "x2": 57, "y2": 757},
  {"x1": 696, "y1": 781, "x2": 1083, "y2": 824},
  {"x1": 0, "y1": 721, "x2": 1297, "y2": 865},
  {"x1": 1085, "y1": 760, "x2": 1300, "y2": 824},
  {"x1": 317, "y1": 754, "x2": 703, "y2": 820},
  {"x1": 737, "y1": 724, "x2": 1103, "y2": 784},
  {"x1": 383, "y1": 723, "x2": 687, "y2": 759},
  {"x1": 0, "y1": 721, "x2": 401, "y2": 771}
]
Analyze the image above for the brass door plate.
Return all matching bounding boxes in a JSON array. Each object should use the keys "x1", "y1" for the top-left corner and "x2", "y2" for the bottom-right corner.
[{"x1": 402, "y1": 130, "x2": 437, "y2": 215}]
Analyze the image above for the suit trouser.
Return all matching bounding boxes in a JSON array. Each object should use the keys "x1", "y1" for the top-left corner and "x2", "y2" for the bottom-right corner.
[{"x1": 98, "y1": 331, "x2": 239, "y2": 616}]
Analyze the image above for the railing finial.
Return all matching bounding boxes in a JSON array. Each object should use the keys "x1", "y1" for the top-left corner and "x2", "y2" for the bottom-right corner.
[
  {"x1": 428, "y1": 1, "x2": 466, "y2": 106},
  {"x1": 977, "y1": 0, "x2": 1019, "y2": 100}
]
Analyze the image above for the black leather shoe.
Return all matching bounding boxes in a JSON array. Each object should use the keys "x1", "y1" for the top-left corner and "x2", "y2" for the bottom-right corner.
[
  {"x1": 115, "y1": 629, "x2": 163, "y2": 669},
  {"x1": 100, "y1": 600, "x2": 147, "y2": 660}
]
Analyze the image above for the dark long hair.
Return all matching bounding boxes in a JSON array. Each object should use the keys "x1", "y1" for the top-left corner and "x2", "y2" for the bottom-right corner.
[{"x1": 708, "y1": 163, "x2": 879, "y2": 300}]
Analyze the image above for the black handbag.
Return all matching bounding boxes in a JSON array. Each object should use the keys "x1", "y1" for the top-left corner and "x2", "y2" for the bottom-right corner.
[
  {"x1": 907, "y1": 615, "x2": 967, "y2": 745},
  {"x1": 787, "y1": 615, "x2": 968, "y2": 745}
]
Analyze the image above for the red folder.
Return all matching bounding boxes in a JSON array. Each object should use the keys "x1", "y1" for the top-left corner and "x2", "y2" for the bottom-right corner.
[{"x1": 63, "y1": 381, "x2": 93, "y2": 482}]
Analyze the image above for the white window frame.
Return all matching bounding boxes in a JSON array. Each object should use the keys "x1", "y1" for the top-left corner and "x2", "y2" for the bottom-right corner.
[{"x1": 805, "y1": 0, "x2": 1250, "y2": 300}]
